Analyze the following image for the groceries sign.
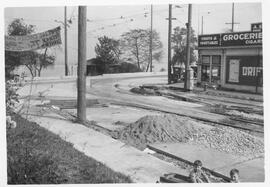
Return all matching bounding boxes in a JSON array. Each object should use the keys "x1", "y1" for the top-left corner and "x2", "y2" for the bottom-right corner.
[
  {"x1": 198, "y1": 31, "x2": 262, "y2": 47},
  {"x1": 5, "y1": 27, "x2": 62, "y2": 52},
  {"x1": 221, "y1": 32, "x2": 262, "y2": 46}
]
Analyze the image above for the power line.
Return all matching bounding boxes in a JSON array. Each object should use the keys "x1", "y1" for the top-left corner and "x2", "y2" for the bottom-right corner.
[
  {"x1": 6, "y1": 6, "x2": 186, "y2": 38},
  {"x1": 69, "y1": 7, "x2": 76, "y2": 20},
  {"x1": 5, "y1": 17, "x2": 55, "y2": 23},
  {"x1": 86, "y1": 14, "x2": 147, "y2": 34}
]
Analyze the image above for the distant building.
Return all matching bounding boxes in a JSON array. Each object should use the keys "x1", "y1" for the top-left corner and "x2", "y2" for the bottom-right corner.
[
  {"x1": 197, "y1": 23, "x2": 262, "y2": 93},
  {"x1": 86, "y1": 58, "x2": 104, "y2": 76},
  {"x1": 86, "y1": 58, "x2": 122, "y2": 76}
]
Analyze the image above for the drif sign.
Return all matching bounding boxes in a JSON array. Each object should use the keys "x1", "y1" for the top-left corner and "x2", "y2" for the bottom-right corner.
[
  {"x1": 242, "y1": 67, "x2": 263, "y2": 76},
  {"x1": 226, "y1": 56, "x2": 263, "y2": 86}
]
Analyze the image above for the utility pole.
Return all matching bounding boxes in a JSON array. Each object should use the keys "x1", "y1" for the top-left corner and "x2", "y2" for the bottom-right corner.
[
  {"x1": 201, "y1": 15, "x2": 204, "y2": 34},
  {"x1": 184, "y1": 4, "x2": 193, "y2": 91},
  {"x1": 149, "y1": 4, "x2": 153, "y2": 72},
  {"x1": 197, "y1": 6, "x2": 200, "y2": 35},
  {"x1": 64, "y1": 6, "x2": 68, "y2": 76},
  {"x1": 201, "y1": 12, "x2": 210, "y2": 35},
  {"x1": 231, "y1": 3, "x2": 234, "y2": 32},
  {"x1": 167, "y1": 4, "x2": 176, "y2": 84},
  {"x1": 226, "y1": 3, "x2": 239, "y2": 32},
  {"x1": 77, "y1": 6, "x2": 87, "y2": 123}
]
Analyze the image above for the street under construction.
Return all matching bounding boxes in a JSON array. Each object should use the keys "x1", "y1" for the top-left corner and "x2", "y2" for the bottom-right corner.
[{"x1": 4, "y1": 2, "x2": 265, "y2": 184}]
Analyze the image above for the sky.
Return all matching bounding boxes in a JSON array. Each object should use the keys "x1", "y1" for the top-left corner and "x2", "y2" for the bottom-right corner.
[{"x1": 4, "y1": 1, "x2": 262, "y2": 71}]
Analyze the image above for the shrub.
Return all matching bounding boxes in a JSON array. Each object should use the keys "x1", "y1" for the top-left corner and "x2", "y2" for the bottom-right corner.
[{"x1": 6, "y1": 80, "x2": 19, "y2": 129}]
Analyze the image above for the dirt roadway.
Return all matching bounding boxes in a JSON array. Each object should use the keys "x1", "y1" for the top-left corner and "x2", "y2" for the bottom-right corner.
[
  {"x1": 17, "y1": 74, "x2": 227, "y2": 123},
  {"x1": 86, "y1": 76, "x2": 227, "y2": 123},
  {"x1": 17, "y1": 73, "x2": 264, "y2": 134}
]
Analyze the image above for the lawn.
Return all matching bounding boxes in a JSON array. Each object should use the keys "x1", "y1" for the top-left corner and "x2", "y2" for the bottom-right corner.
[{"x1": 6, "y1": 114, "x2": 132, "y2": 184}]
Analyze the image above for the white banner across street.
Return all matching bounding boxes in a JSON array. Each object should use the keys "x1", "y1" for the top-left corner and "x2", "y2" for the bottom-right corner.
[{"x1": 5, "y1": 27, "x2": 62, "y2": 52}]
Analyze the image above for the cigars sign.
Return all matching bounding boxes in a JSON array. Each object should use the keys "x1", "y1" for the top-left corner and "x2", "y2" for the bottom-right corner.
[
  {"x1": 5, "y1": 27, "x2": 62, "y2": 52},
  {"x1": 198, "y1": 31, "x2": 262, "y2": 47}
]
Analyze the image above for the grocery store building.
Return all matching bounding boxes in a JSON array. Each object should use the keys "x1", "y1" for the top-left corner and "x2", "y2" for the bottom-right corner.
[{"x1": 197, "y1": 23, "x2": 263, "y2": 93}]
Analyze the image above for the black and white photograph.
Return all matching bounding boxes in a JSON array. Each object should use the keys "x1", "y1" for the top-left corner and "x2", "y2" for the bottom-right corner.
[{"x1": 1, "y1": 0, "x2": 269, "y2": 185}]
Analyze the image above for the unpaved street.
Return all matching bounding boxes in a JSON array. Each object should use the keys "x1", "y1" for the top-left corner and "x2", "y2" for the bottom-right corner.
[{"x1": 18, "y1": 73, "x2": 228, "y2": 122}]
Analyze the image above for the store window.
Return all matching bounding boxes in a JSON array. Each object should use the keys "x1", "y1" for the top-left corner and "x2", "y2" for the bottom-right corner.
[
  {"x1": 201, "y1": 56, "x2": 210, "y2": 81},
  {"x1": 211, "y1": 55, "x2": 221, "y2": 83}
]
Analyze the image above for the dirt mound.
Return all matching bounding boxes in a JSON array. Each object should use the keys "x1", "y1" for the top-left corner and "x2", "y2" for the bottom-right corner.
[
  {"x1": 130, "y1": 87, "x2": 159, "y2": 96},
  {"x1": 118, "y1": 114, "x2": 212, "y2": 149},
  {"x1": 118, "y1": 114, "x2": 264, "y2": 157}
]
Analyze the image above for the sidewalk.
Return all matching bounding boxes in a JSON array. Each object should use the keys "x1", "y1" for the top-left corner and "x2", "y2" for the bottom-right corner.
[
  {"x1": 149, "y1": 143, "x2": 264, "y2": 182},
  {"x1": 163, "y1": 82, "x2": 263, "y2": 102},
  {"x1": 22, "y1": 106, "x2": 188, "y2": 183}
]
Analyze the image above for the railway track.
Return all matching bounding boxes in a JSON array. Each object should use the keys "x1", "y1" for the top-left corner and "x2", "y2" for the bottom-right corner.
[
  {"x1": 230, "y1": 117, "x2": 263, "y2": 126},
  {"x1": 46, "y1": 94, "x2": 264, "y2": 138},
  {"x1": 108, "y1": 102, "x2": 264, "y2": 135},
  {"x1": 47, "y1": 107, "x2": 116, "y2": 136}
]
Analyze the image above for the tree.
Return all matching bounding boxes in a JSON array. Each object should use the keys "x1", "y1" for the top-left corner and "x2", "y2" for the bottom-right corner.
[
  {"x1": 20, "y1": 49, "x2": 55, "y2": 77},
  {"x1": 5, "y1": 19, "x2": 36, "y2": 79},
  {"x1": 120, "y1": 29, "x2": 163, "y2": 71},
  {"x1": 5, "y1": 18, "x2": 55, "y2": 78},
  {"x1": 95, "y1": 36, "x2": 121, "y2": 64},
  {"x1": 171, "y1": 26, "x2": 197, "y2": 67}
]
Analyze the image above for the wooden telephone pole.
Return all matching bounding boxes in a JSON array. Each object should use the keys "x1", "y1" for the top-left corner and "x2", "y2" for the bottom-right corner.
[
  {"x1": 225, "y1": 3, "x2": 239, "y2": 32},
  {"x1": 184, "y1": 4, "x2": 193, "y2": 91},
  {"x1": 167, "y1": 4, "x2": 176, "y2": 84},
  {"x1": 149, "y1": 4, "x2": 153, "y2": 72},
  {"x1": 77, "y1": 6, "x2": 87, "y2": 123},
  {"x1": 64, "y1": 6, "x2": 68, "y2": 76}
]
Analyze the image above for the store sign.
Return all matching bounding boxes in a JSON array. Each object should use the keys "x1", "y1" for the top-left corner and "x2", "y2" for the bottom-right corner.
[
  {"x1": 221, "y1": 32, "x2": 262, "y2": 46},
  {"x1": 198, "y1": 34, "x2": 220, "y2": 47},
  {"x1": 5, "y1": 27, "x2": 62, "y2": 52},
  {"x1": 226, "y1": 56, "x2": 263, "y2": 86},
  {"x1": 198, "y1": 31, "x2": 262, "y2": 47},
  {"x1": 251, "y1": 22, "x2": 262, "y2": 32},
  {"x1": 242, "y1": 66, "x2": 263, "y2": 76}
]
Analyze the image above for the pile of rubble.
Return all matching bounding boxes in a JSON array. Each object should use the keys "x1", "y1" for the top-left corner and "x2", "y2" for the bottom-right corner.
[
  {"x1": 225, "y1": 110, "x2": 263, "y2": 121},
  {"x1": 118, "y1": 114, "x2": 264, "y2": 157},
  {"x1": 192, "y1": 126, "x2": 264, "y2": 157}
]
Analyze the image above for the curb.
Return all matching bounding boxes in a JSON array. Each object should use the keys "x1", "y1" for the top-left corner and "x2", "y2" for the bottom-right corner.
[{"x1": 147, "y1": 145, "x2": 231, "y2": 182}]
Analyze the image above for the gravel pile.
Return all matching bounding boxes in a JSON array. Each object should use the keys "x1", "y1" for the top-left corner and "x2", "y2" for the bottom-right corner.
[
  {"x1": 192, "y1": 126, "x2": 264, "y2": 157},
  {"x1": 225, "y1": 110, "x2": 263, "y2": 121},
  {"x1": 118, "y1": 114, "x2": 264, "y2": 157}
]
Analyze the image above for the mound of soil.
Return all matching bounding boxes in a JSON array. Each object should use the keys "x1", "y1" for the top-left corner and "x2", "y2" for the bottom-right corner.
[
  {"x1": 118, "y1": 114, "x2": 212, "y2": 149},
  {"x1": 130, "y1": 87, "x2": 159, "y2": 96},
  {"x1": 118, "y1": 114, "x2": 264, "y2": 157}
]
